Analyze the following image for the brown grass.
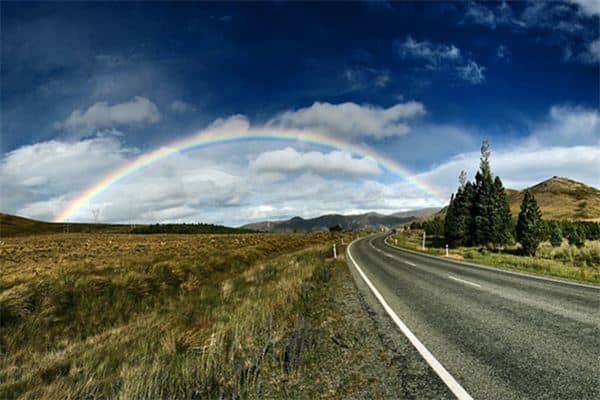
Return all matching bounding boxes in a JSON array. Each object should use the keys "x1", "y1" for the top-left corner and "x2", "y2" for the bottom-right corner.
[{"x1": 0, "y1": 231, "x2": 355, "y2": 399}]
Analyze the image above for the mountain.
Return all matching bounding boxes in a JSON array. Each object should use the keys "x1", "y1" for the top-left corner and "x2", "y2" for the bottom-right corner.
[
  {"x1": 241, "y1": 208, "x2": 441, "y2": 232},
  {"x1": 432, "y1": 176, "x2": 599, "y2": 221}
]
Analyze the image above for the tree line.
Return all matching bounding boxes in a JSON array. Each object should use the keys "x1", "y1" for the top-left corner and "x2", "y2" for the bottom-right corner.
[
  {"x1": 444, "y1": 140, "x2": 513, "y2": 248},
  {"x1": 130, "y1": 223, "x2": 256, "y2": 234},
  {"x1": 409, "y1": 141, "x2": 599, "y2": 256}
]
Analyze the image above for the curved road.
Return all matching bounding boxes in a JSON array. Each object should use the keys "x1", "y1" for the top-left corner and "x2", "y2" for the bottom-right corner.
[{"x1": 347, "y1": 234, "x2": 600, "y2": 399}]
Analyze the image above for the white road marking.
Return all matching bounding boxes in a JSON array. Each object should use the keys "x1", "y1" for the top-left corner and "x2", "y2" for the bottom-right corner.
[
  {"x1": 347, "y1": 239, "x2": 474, "y2": 400},
  {"x1": 405, "y1": 261, "x2": 417, "y2": 267},
  {"x1": 448, "y1": 275, "x2": 482, "y2": 288}
]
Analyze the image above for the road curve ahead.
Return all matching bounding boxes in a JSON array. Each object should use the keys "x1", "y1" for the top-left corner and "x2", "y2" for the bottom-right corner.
[{"x1": 347, "y1": 234, "x2": 600, "y2": 400}]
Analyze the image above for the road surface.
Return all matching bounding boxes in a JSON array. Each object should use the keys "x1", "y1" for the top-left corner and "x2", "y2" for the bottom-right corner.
[{"x1": 347, "y1": 234, "x2": 600, "y2": 399}]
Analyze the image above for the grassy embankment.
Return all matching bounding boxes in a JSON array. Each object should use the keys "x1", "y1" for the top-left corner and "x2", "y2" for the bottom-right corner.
[
  {"x1": 1, "y1": 231, "x2": 410, "y2": 399},
  {"x1": 387, "y1": 231, "x2": 600, "y2": 284}
]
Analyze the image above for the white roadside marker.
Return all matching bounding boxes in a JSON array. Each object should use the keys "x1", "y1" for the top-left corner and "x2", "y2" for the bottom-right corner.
[
  {"x1": 347, "y1": 241, "x2": 474, "y2": 400},
  {"x1": 448, "y1": 275, "x2": 481, "y2": 288}
]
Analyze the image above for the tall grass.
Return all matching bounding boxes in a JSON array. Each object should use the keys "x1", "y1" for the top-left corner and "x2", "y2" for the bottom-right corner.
[{"x1": 0, "y1": 233, "x2": 347, "y2": 399}]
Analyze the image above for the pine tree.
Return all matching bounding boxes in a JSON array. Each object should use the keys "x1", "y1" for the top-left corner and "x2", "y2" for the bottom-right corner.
[
  {"x1": 490, "y1": 176, "x2": 513, "y2": 247},
  {"x1": 445, "y1": 170, "x2": 476, "y2": 247},
  {"x1": 516, "y1": 190, "x2": 543, "y2": 256},
  {"x1": 473, "y1": 140, "x2": 495, "y2": 245},
  {"x1": 461, "y1": 181, "x2": 476, "y2": 245},
  {"x1": 549, "y1": 222, "x2": 562, "y2": 247},
  {"x1": 444, "y1": 193, "x2": 458, "y2": 245}
]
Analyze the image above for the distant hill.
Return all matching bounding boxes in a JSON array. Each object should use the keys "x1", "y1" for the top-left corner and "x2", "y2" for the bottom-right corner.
[
  {"x1": 0, "y1": 213, "x2": 132, "y2": 237},
  {"x1": 241, "y1": 208, "x2": 441, "y2": 232},
  {"x1": 0, "y1": 214, "x2": 253, "y2": 237},
  {"x1": 432, "y1": 176, "x2": 599, "y2": 221},
  {"x1": 506, "y1": 177, "x2": 600, "y2": 220}
]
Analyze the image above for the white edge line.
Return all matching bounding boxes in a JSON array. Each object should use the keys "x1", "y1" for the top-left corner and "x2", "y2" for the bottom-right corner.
[
  {"x1": 347, "y1": 239, "x2": 474, "y2": 400},
  {"x1": 383, "y1": 236, "x2": 600, "y2": 290},
  {"x1": 448, "y1": 275, "x2": 481, "y2": 288}
]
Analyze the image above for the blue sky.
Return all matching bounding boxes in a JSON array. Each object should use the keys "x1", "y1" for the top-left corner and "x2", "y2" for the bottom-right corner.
[{"x1": 1, "y1": 1, "x2": 598, "y2": 225}]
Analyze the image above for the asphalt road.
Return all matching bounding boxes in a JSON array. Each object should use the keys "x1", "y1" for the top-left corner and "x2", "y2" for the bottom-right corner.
[{"x1": 347, "y1": 234, "x2": 600, "y2": 400}]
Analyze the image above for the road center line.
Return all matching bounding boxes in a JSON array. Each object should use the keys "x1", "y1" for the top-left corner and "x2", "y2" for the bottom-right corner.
[
  {"x1": 405, "y1": 261, "x2": 417, "y2": 267},
  {"x1": 347, "y1": 239, "x2": 474, "y2": 400},
  {"x1": 448, "y1": 275, "x2": 481, "y2": 288}
]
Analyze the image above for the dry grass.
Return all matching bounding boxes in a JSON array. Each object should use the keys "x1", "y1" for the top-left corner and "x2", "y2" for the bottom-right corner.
[{"x1": 0, "y1": 232, "x2": 354, "y2": 399}]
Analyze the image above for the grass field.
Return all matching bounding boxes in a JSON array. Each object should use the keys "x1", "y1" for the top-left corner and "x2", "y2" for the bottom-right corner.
[
  {"x1": 387, "y1": 231, "x2": 600, "y2": 284},
  {"x1": 0, "y1": 232, "x2": 367, "y2": 398}
]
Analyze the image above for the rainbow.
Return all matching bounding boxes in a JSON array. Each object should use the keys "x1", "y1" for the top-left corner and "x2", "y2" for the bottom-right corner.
[{"x1": 54, "y1": 128, "x2": 446, "y2": 222}]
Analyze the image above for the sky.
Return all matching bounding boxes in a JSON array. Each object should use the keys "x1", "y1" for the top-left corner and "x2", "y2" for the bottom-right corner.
[{"x1": 1, "y1": 1, "x2": 598, "y2": 226}]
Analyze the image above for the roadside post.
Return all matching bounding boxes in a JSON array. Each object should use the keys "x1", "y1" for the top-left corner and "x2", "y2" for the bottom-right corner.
[
  {"x1": 445, "y1": 244, "x2": 449, "y2": 257},
  {"x1": 422, "y1": 231, "x2": 426, "y2": 250},
  {"x1": 333, "y1": 243, "x2": 337, "y2": 259}
]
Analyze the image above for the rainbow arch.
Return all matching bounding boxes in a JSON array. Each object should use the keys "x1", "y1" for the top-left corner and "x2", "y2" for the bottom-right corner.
[{"x1": 53, "y1": 128, "x2": 446, "y2": 222}]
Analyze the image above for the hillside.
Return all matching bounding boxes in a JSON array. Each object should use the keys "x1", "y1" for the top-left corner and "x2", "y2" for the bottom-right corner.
[
  {"x1": 432, "y1": 176, "x2": 600, "y2": 221},
  {"x1": 506, "y1": 177, "x2": 600, "y2": 220},
  {"x1": 0, "y1": 214, "x2": 253, "y2": 237},
  {"x1": 0, "y1": 213, "x2": 132, "y2": 237},
  {"x1": 242, "y1": 208, "x2": 440, "y2": 232}
]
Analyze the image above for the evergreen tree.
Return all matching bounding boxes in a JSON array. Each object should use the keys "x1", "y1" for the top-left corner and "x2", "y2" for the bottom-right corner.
[
  {"x1": 444, "y1": 193, "x2": 458, "y2": 245},
  {"x1": 445, "y1": 170, "x2": 476, "y2": 247},
  {"x1": 490, "y1": 176, "x2": 513, "y2": 247},
  {"x1": 549, "y1": 222, "x2": 562, "y2": 247},
  {"x1": 462, "y1": 182, "x2": 476, "y2": 245},
  {"x1": 516, "y1": 190, "x2": 543, "y2": 256},
  {"x1": 473, "y1": 140, "x2": 495, "y2": 245}
]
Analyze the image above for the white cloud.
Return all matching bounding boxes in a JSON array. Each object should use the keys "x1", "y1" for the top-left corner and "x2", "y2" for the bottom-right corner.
[
  {"x1": 343, "y1": 67, "x2": 391, "y2": 90},
  {"x1": 529, "y1": 105, "x2": 600, "y2": 146},
  {"x1": 267, "y1": 101, "x2": 425, "y2": 138},
  {"x1": 170, "y1": 100, "x2": 196, "y2": 113},
  {"x1": 569, "y1": 0, "x2": 600, "y2": 17},
  {"x1": 418, "y1": 145, "x2": 600, "y2": 196},
  {"x1": 496, "y1": 45, "x2": 510, "y2": 61},
  {"x1": 3, "y1": 104, "x2": 599, "y2": 225},
  {"x1": 418, "y1": 105, "x2": 600, "y2": 196},
  {"x1": 206, "y1": 114, "x2": 250, "y2": 133},
  {"x1": 395, "y1": 36, "x2": 485, "y2": 84},
  {"x1": 567, "y1": 37, "x2": 600, "y2": 64},
  {"x1": 458, "y1": 60, "x2": 486, "y2": 84},
  {"x1": 58, "y1": 96, "x2": 161, "y2": 132},
  {"x1": 396, "y1": 36, "x2": 461, "y2": 65},
  {"x1": 463, "y1": 1, "x2": 524, "y2": 29},
  {"x1": 251, "y1": 147, "x2": 382, "y2": 177}
]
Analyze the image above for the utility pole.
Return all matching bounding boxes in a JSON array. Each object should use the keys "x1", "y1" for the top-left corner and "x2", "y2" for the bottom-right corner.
[{"x1": 422, "y1": 231, "x2": 426, "y2": 250}]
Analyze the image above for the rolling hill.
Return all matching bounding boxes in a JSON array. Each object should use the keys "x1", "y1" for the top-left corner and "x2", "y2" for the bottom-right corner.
[
  {"x1": 241, "y1": 208, "x2": 441, "y2": 232},
  {"x1": 432, "y1": 176, "x2": 600, "y2": 221},
  {"x1": 0, "y1": 214, "x2": 253, "y2": 237},
  {"x1": 0, "y1": 213, "x2": 132, "y2": 237},
  {"x1": 506, "y1": 177, "x2": 600, "y2": 220}
]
